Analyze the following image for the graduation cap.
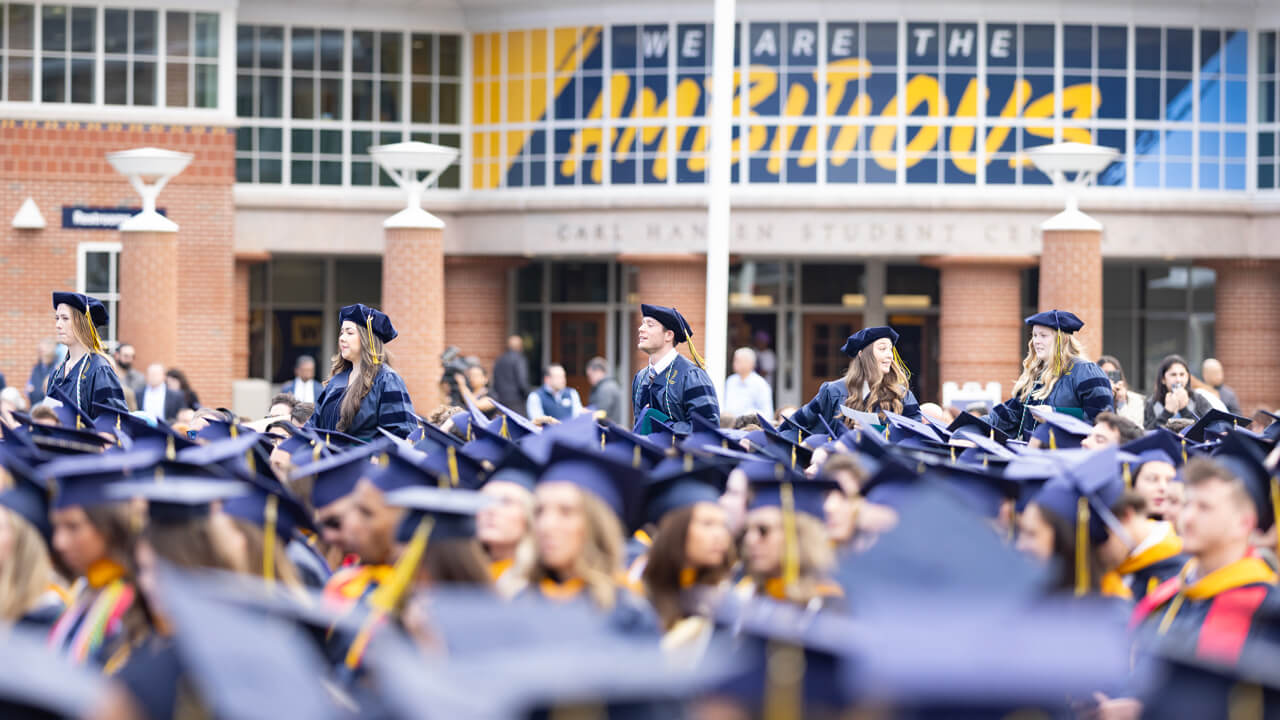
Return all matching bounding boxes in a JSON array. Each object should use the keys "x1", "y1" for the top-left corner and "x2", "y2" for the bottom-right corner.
[
  {"x1": 599, "y1": 423, "x2": 667, "y2": 469},
  {"x1": 836, "y1": 482, "x2": 1048, "y2": 609},
  {"x1": 1211, "y1": 431, "x2": 1278, "y2": 535},
  {"x1": 420, "y1": 442, "x2": 487, "y2": 490},
  {"x1": 384, "y1": 485, "x2": 494, "y2": 544},
  {"x1": 947, "y1": 410, "x2": 1010, "y2": 445},
  {"x1": 107, "y1": 480, "x2": 252, "y2": 526},
  {"x1": 839, "y1": 325, "x2": 899, "y2": 358},
  {"x1": 53, "y1": 290, "x2": 109, "y2": 327},
  {"x1": 45, "y1": 386, "x2": 95, "y2": 430},
  {"x1": 918, "y1": 459, "x2": 1020, "y2": 520},
  {"x1": 39, "y1": 445, "x2": 164, "y2": 508},
  {"x1": 414, "y1": 420, "x2": 466, "y2": 458},
  {"x1": 536, "y1": 441, "x2": 646, "y2": 530},
  {"x1": 289, "y1": 440, "x2": 387, "y2": 509},
  {"x1": 0, "y1": 627, "x2": 107, "y2": 718},
  {"x1": 640, "y1": 303, "x2": 694, "y2": 344},
  {"x1": 883, "y1": 411, "x2": 945, "y2": 445},
  {"x1": 742, "y1": 459, "x2": 836, "y2": 519},
  {"x1": 195, "y1": 417, "x2": 256, "y2": 443},
  {"x1": 641, "y1": 454, "x2": 729, "y2": 527},
  {"x1": 1030, "y1": 447, "x2": 1128, "y2": 595},
  {"x1": 1121, "y1": 428, "x2": 1190, "y2": 468},
  {"x1": 949, "y1": 427, "x2": 1016, "y2": 461},
  {"x1": 21, "y1": 421, "x2": 112, "y2": 455},
  {"x1": 339, "y1": 302, "x2": 397, "y2": 369},
  {"x1": 1181, "y1": 407, "x2": 1252, "y2": 444},
  {"x1": 488, "y1": 398, "x2": 541, "y2": 441},
  {"x1": 0, "y1": 448, "x2": 53, "y2": 541},
  {"x1": 107, "y1": 410, "x2": 196, "y2": 456},
  {"x1": 153, "y1": 564, "x2": 352, "y2": 720},
  {"x1": 1024, "y1": 309, "x2": 1084, "y2": 333},
  {"x1": 1028, "y1": 406, "x2": 1095, "y2": 450},
  {"x1": 746, "y1": 417, "x2": 815, "y2": 470}
]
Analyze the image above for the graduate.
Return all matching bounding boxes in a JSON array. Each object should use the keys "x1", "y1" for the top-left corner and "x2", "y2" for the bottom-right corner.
[
  {"x1": 1109, "y1": 490, "x2": 1187, "y2": 603},
  {"x1": 631, "y1": 304, "x2": 719, "y2": 436},
  {"x1": 306, "y1": 303, "x2": 417, "y2": 441},
  {"x1": 1131, "y1": 435, "x2": 1279, "y2": 664},
  {"x1": 0, "y1": 450, "x2": 66, "y2": 631},
  {"x1": 46, "y1": 292, "x2": 127, "y2": 420},
  {"x1": 985, "y1": 310, "x2": 1114, "y2": 440},
  {"x1": 789, "y1": 326, "x2": 922, "y2": 436},
  {"x1": 736, "y1": 460, "x2": 844, "y2": 608},
  {"x1": 513, "y1": 442, "x2": 660, "y2": 636}
]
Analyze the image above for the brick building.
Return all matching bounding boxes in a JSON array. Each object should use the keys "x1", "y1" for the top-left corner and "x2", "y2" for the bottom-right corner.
[{"x1": 2, "y1": 0, "x2": 1279, "y2": 419}]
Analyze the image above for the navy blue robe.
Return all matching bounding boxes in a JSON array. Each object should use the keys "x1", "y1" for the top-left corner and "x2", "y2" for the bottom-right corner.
[
  {"x1": 984, "y1": 358, "x2": 1114, "y2": 440},
  {"x1": 45, "y1": 352, "x2": 127, "y2": 420},
  {"x1": 631, "y1": 353, "x2": 719, "y2": 435},
  {"x1": 305, "y1": 365, "x2": 416, "y2": 441},
  {"x1": 789, "y1": 380, "x2": 921, "y2": 436}
]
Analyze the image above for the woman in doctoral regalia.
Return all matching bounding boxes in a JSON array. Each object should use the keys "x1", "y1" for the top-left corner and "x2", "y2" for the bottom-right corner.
[
  {"x1": 984, "y1": 310, "x2": 1114, "y2": 440},
  {"x1": 46, "y1": 292, "x2": 127, "y2": 421},
  {"x1": 789, "y1": 326, "x2": 922, "y2": 436},
  {"x1": 306, "y1": 304, "x2": 417, "y2": 441}
]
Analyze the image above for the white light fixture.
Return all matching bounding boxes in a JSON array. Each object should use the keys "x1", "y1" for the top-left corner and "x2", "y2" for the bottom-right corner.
[
  {"x1": 368, "y1": 141, "x2": 459, "y2": 229},
  {"x1": 105, "y1": 147, "x2": 193, "y2": 232},
  {"x1": 1026, "y1": 141, "x2": 1119, "y2": 231},
  {"x1": 11, "y1": 197, "x2": 46, "y2": 229}
]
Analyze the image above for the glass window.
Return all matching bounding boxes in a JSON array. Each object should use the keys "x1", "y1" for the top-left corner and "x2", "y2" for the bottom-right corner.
[
  {"x1": 335, "y1": 259, "x2": 382, "y2": 306},
  {"x1": 517, "y1": 263, "x2": 543, "y2": 304},
  {"x1": 886, "y1": 265, "x2": 939, "y2": 307},
  {"x1": 551, "y1": 262, "x2": 609, "y2": 303},
  {"x1": 729, "y1": 261, "x2": 785, "y2": 307},
  {"x1": 271, "y1": 258, "x2": 326, "y2": 304},
  {"x1": 801, "y1": 264, "x2": 864, "y2": 306}
]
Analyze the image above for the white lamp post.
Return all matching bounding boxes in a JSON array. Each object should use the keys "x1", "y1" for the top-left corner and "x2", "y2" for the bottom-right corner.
[
  {"x1": 105, "y1": 147, "x2": 193, "y2": 232},
  {"x1": 368, "y1": 141, "x2": 459, "y2": 229},
  {"x1": 1025, "y1": 141, "x2": 1118, "y2": 231}
]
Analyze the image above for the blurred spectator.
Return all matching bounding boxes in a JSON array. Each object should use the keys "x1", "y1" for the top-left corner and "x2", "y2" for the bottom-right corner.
[
  {"x1": 29, "y1": 405, "x2": 58, "y2": 426},
  {"x1": 1145, "y1": 354, "x2": 1212, "y2": 430},
  {"x1": 292, "y1": 402, "x2": 315, "y2": 426},
  {"x1": 1164, "y1": 417, "x2": 1195, "y2": 433},
  {"x1": 25, "y1": 338, "x2": 59, "y2": 406},
  {"x1": 492, "y1": 335, "x2": 531, "y2": 414},
  {"x1": 427, "y1": 404, "x2": 463, "y2": 427},
  {"x1": 721, "y1": 347, "x2": 773, "y2": 421},
  {"x1": 113, "y1": 342, "x2": 145, "y2": 397},
  {"x1": 1097, "y1": 355, "x2": 1145, "y2": 428},
  {"x1": 166, "y1": 368, "x2": 200, "y2": 410},
  {"x1": 1200, "y1": 358, "x2": 1242, "y2": 415},
  {"x1": 527, "y1": 364, "x2": 582, "y2": 421},
  {"x1": 141, "y1": 364, "x2": 183, "y2": 423},
  {"x1": 585, "y1": 357, "x2": 622, "y2": 423},
  {"x1": 269, "y1": 393, "x2": 299, "y2": 420},
  {"x1": 753, "y1": 330, "x2": 777, "y2": 387},
  {"x1": 919, "y1": 402, "x2": 951, "y2": 426},
  {"x1": 731, "y1": 415, "x2": 760, "y2": 431},
  {"x1": 187, "y1": 407, "x2": 231, "y2": 437},
  {"x1": 466, "y1": 364, "x2": 490, "y2": 399},
  {"x1": 774, "y1": 406, "x2": 798, "y2": 426},
  {"x1": 174, "y1": 408, "x2": 196, "y2": 431},
  {"x1": 280, "y1": 355, "x2": 321, "y2": 405}
]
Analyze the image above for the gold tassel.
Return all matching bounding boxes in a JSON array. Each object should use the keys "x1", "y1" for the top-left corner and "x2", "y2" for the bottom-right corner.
[
  {"x1": 891, "y1": 345, "x2": 911, "y2": 382},
  {"x1": 345, "y1": 516, "x2": 435, "y2": 669},
  {"x1": 85, "y1": 306, "x2": 104, "y2": 355},
  {"x1": 230, "y1": 423, "x2": 238, "y2": 439},
  {"x1": 1157, "y1": 561, "x2": 1196, "y2": 636},
  {"x1": 366, "y1": 315, "x2": 381, "y2": 365},
  {"x1": 1271, "y1": 479, "x2": 1280, "y2": 564},
  {"x1": 1122, "y1": 463, "x2": 1132, "y2": 491},
  {"x1": 632, "y1": 445, "x2": 642, "y2": 469},
  {"x1": 1049, "y1": 428, "x2": 1057, "y2": 451},
  {"x1": 1181, "y1": 439, "x2": 1188, "y2": 464},
  {"x1": 263, "y1": 494, "x2": 279, "y2": 587},
  {"x1": 790, "y1": 444, "x2": 796, "y2": 470},
  {"x1": 1075, "y1": 496, "x2": 1090, "y2": 597},
  {"x1": 950, "y1": 446, "x2": 956, "y2": 463},
  {"x1": 683, "y1": 452, "x2": 693, "y2": 472},
  {"x1": 1052, "y1": 329, "x2": 1065, "y2": 379},
  {"x1": 780, "y1": 481, "x2": 800, "y2": 594},
  {"x1": 446, "y1": 445, "x2": 459, "y2": 487},
  {"x1": 500, "y1": 416, "x2": 510, "y2": 440},
  {"x1": 165, "y1": 436, "x2": 175, "y2": 460},
  {"x1": 1229, "y1": 682, "x2": 1263, "y2": 720},
  {"x1": 686, "y1": 336, "x2": 706, "y2": 370},
  {"x1": 762, "y1": 642, "x2": 805, "y2": 720},
  {"x1": 600, "y1": 433, "x2": 606, "y2": 451}
]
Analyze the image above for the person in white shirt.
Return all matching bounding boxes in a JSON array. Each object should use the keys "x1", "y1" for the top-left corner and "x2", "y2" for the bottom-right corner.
[
  {"x1": 280, "y1": 355, "x2": 321, "y2": 405},
  {"x1": 526, "y1": 364, "x2": 583, "y2": 421},
  {"x1": 141, "y1": 363, "x2": 180, "y2": 423},
  {"x1": 721, "y1": 347, "x2": 774, "y2": 421}
]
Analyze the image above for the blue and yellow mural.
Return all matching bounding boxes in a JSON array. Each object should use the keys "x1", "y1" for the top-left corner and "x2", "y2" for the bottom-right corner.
[{"x1": 471, "y1": 22, "x2": 1249, "y2": 190}]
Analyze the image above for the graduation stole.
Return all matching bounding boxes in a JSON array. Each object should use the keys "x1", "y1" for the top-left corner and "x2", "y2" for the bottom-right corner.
[
  {"x1": 49, "y1": 560, "x2": 134, "y2": 665},
  {"x1": 1115, "y1": 522, "x2": 1183, "y2": 576},
  {"x1": 1154, "y1": 556, "x2": 1278, "y2": 636}
]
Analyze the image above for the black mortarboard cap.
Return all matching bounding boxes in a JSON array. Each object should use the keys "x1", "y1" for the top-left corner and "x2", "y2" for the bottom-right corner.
[
  {"x1": 52, "y1": 290, "x2": 109, "y2": 327},
  {"x1": 384, "y1": 485, "x2": 493, "y2": 544},
  {"x1": 1182, "y1": 407, "x2": 1253, "y2": 444},
  {"x1": 1024, "y1": 309, "x2": 1084, "y2": 333},
  {"x1": 840, "y1": 326, "x2": 898, "y2": 358},
  {"x1": 536, "y1": 441, "x2": 646, "y2": 529},
  {"x1": 108, "y1": 480, "x2": 251, "y2": 526},
  {"x1": 742, "y1": 459, "x2": 838, "y2": 519},
  {"x1": 640, "y1": 303, "x2": 693, "y2": 344},
  {"x1": 642, "y1": 454, "x2": 728, "y2": 526},
  {"x1": 338, "y1": 303, "x2": 397, "y2": 343}
]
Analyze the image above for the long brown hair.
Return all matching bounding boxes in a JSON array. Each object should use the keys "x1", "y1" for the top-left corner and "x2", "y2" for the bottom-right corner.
[
  {"x1": 231, "y1": 518, "x2": 304, "y2": 592},
  {"x1": 0, "y1": 508, "x2": 57, "y2": 621},
  {"x1": 416, "y1": 539, "x2": 493, "y2": 589},
  {"x1": 82, "y1": 503, "x2": 150, "y2": 644},
  {"x1": 61, "y1": 305, "x2": 115, "y2": 367},
  {"x1": 1012, "y1": 331, "x2": 1085, "y2": 402},
  {"x1": 144, "y1": 520, "x2": 233, "y2": 573},
  {"x1": 517, "y1": 488, "x2": 625, "y2": 610},
  {"x1": 840, "y1": 344, "x2": 908, "y2": 426},
  {"x1": 328, "y1": 323, "x2": 392, "y2": 432},
  {"x1": 643, "y1": 505, "x2": 736, "y2": 630},
  {"x1": 1031, "y1": 502, "x2": 1106, "y2": 596}
]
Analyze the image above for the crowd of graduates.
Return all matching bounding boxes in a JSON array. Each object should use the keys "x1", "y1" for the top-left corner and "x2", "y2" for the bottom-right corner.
[{"x1": 0, "y1": 292, "x2": 1279, "y2": 720}]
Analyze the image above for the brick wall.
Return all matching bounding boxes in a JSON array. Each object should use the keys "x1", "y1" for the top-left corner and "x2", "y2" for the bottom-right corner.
[
  {"x1": 623, "y1": 254, "x2": 708, "y2": 384},
  {"x1": 1203, "y1": 259, "x2": 1280, "y2": 415},
  {"x1": 443, "y1": 256, "x2": 517, "y2": 376},
  {"x1": 1038, "y1": 228, "x2": 1104, "y2": 360},
  {"x1": 383, "y1": 227, "x2": 445, "y2": 413},
  {"x1": 118, "y1": 230, "x2": 179, "y2": 369},
  {"x1": 925, "y1": 256, "x2": 1032, "y2": 397},
  {"x1": 0, "y1": 120, "x2": 235, "y2": 407},
  {"x1": 232, "y1": 259, "x2": 261, "y2": 380}
]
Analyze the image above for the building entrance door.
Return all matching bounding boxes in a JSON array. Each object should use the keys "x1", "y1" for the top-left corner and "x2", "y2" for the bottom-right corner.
[
  {"x1": 801, "y1": 313, "x2": 863, "y2": 402},
  {"x1": 550, "y1": 311, "x2": 607, "y2": 402}
]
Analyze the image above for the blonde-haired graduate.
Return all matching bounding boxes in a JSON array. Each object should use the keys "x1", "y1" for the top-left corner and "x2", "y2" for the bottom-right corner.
[
  {"x1": 46, "y1": 292, "x2": 127, "y2": 421},
  {"x1": 985, "y1": 310, "x2": 1114, "y2": 441}
]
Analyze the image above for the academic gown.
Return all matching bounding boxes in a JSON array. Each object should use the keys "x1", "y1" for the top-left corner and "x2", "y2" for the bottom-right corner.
[
  {"x1": 1131, "y1": 555, "x2": 1279, "y2": 666},
  {"x1": 288, "y1": 537, "x2": 333, "y2": 590},
  {"x1": 984, "y1": 358, "x2": 1114, "y2": 440},
  {"x1": 631, "y1": 353, "x2": 719, "y2": 436},
  {"x1": 48, "y1": 562, "x2": 137, "y2": 671},
  {"x1": 45, "y1": 352, "x2": 127, "y2": 421},
  {"x1": 305, "y1": 365, "x2": 417, "y2": 441},
  {"x1": 1115, "y1": 522, "x2": 1187, "y2": 604},
  {"x1": 516, "y1": 578, "x2": 662, "y2": 638},
  {"x1": 789, "y1": 380, "x2": 922, "y2": 436}
]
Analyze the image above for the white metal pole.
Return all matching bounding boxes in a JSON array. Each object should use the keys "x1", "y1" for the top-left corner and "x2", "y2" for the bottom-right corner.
[{"x1": 704, "y1": 0, "x2": 735, "y2": 404}]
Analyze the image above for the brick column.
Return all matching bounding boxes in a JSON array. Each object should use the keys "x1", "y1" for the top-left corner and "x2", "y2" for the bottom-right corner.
[
  {"x1": 1038, "y1": 216, "x2": 1104, "y2": 359},
  {"x1": 443, "y1": 257, "x2": 522, "y2": 372},
  {"x1": 621, "y1": 253, "x2": 708, "y2": 377},
  {"x1": 922, "y1": 255, "x2": 1035, "y2": 395},
  {"x1": 118, "y1": 229, "x2": 179, "y2": 368},
  {"x1": 1201, "y1": 259, "x2": 1280, "y2": 415},
  {"x1": 383, "y1": 226, "x2": 445, "y2": 412}
]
